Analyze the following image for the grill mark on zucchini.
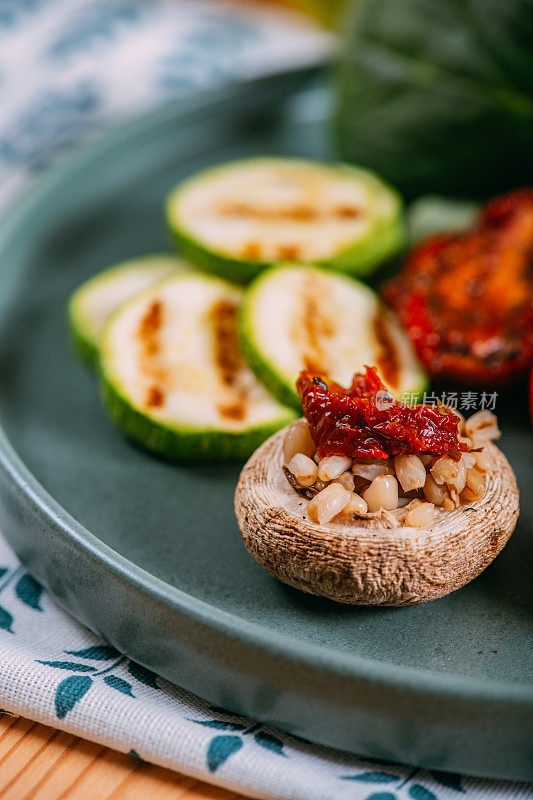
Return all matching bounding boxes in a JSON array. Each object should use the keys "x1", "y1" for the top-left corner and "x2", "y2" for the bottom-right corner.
[
  {"x1": 242, "y1": 241, "x2": 262, "y2": 260},
  {"x1": 146, "y1": 385, "x2": 164, "y2": 408},
  {"x1": 218, "y1": 202, "x2": 315, "y2": 221},
  {"x1": 139, "y1": 299, "x2": 163, "y2": 355},
  {"x1": 217, "y1": 202, "x2": 361, "y2": 222},
  {"x1": 335, "y1": 205, "x2": 361, "y2": 219},
  {"x1": 278, "y1": 244, "x2": 302, "y2": 260},
  {"x1": 210, "y1": 299, "x2": 248, "y2": 422},
  {"x1": 294, "y1": 276, "x2": 335, "y2": 375},
  {"x1": 374, "y1": 311, "x2": 400, "y2": 389},
  {"x1": 138, "y1": 299, "x2": 167, "y2": 408}
]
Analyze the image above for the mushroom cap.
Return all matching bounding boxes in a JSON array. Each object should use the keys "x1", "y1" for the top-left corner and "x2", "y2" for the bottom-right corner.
[{"x1": 234, "y1": 429, "x2": 520, "y2": 605}]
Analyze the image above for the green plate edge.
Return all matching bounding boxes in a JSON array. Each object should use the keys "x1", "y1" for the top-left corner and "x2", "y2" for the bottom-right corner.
[{"x1": 0, "y1": 69, "x2": 531, "y2": 782}]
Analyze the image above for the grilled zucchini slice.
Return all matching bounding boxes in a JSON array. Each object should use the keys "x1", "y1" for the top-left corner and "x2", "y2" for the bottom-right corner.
[
  {"x1": 100, "y1": 273, "x2": 295, "y2": 460},
  {"x1": 240, "y1": 264, "x2": 428, "y2": 409},
  {"x1": 166, "y1": 157, "x2": 404, "y2": 283},
  {"x1": 69, "y1": 254, "x2": 185, "y2": 366}
]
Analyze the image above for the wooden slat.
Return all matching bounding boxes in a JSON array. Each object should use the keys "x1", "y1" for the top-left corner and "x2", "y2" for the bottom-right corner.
[{"x1": 0, "y1": 715, "x2": 251, "y2": 800}]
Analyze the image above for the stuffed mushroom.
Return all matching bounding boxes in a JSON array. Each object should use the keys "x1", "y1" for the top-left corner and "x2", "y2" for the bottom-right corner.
[{"x1": 235, "y1": 367, "x2": 519, "y2": 605}]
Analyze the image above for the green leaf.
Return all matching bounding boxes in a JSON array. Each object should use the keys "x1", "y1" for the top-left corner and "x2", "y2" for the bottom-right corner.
[
  {"x1": 409, "y1": 785, "x2": 438, "y2": 800},
  {"x1": 55, "y1": 676, "x2": 93, "y2": 719},
  {"x1": 430, "y1": 771, "x2": 465, "y2": 792},
  {"x1": 104, "y1": 675, "x2": 134, "y2": 696},
  {"x1": 15, "y1": 574, "x2": 43, "y2": 611},
  {"x1": 0, "y1": 567, "x2": 8, "y2": 580},
  {"x1": 37, "y1": 660, "x2": 97, "y2": 672},
  {"x1": 336, "y1": 0, "x2": 533, "y2": 198},
  {"x1": 471, "y1": 0, "x2": 533, "y2": 95},
  {"x1": 363, "y1": 793, "x2": 397, "y2": 800},
  {"x1": 0, "y1": 606, "x2": 13, "y2": 633},
  {"x1": 253, "y1": 731, "x2": 286, "y2": 756},
  {"x1": 341, "y1": 771, "x2": 399, "y2": 782},
  {"x1": 190, "y1": 719, "x2": 246, "y2": 731},
  {"x1": 127, "y1": 661, "x2": 159, "y2": 688},
  {"x1": 128, "y1": 749, "x2": 147, "y2": 764},
  {"x1": 65, "y1": 645, "x2": 120, "y2": 661},
  {"x1": 206, "y1": 735, "x2": 243, "y2": 773}
]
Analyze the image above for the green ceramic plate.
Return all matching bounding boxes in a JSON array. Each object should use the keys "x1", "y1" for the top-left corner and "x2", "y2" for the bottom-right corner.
[{"x1": 0, "y1": 70, "x2": 531, "y2": 781}]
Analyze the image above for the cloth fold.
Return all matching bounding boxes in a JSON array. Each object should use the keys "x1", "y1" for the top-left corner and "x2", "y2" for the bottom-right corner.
[{"x1": 0, "y1": 2, "x2": 531, "y2": 798}]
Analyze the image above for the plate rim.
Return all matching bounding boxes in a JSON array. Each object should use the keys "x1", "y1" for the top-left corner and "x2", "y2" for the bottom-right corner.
[{"x1": 0, "y1": 68, "x2": 531, "y2": 712}]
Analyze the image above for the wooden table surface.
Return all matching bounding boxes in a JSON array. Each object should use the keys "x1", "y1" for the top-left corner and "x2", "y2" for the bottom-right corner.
[{"x1": 0, "y1": 714, "x2": 251, "y2": 800}]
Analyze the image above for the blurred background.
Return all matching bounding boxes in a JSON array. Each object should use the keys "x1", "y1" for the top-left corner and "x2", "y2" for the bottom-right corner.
[
  {"x1": 2, "y1": 0, "x2": 532, "y2": 211},
  {"x1": 0, "y1": 0, "x2": 332, "y2": 209}
]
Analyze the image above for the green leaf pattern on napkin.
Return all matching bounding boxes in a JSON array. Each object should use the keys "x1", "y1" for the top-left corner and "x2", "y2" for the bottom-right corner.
[
  {"x1": 0, "y1": 560, "x2": 470, "y2": 795},
  {"x1": 188, "y1": 714, "x2": 288, "y2": 773},
  {"x1": 55, "y1": 675, "x2": 93, "y2": 719},
  {"x1": 0, "y1": 565, "x2": 43, "y2": 633},
  {"x1": 340, "y1": 764, "x2": 465, "y2": 799},
  {"x1": 14, "y1": 573, "x2": 44, "y2": 611},
  {"x1": 35, "y1": 643, "x2": 156, "y2": 716},
  {"x1": 207, "y1": 735, "x2": 243, "y2": 772}
]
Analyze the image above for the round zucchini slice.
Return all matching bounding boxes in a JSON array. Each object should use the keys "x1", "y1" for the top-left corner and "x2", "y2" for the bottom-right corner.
[
  {"x1": 100, "y1": 273, "x2": 295, "y2": 460},
  {"x1": 166, "y1": 157, "x2": 404, "y2": 282},
  {"x1": 240, "y1": 264, "x2": 428, "y2": 409},
  {"x1": 69, "y1": 254, "x2": 186, "y2": 367}
]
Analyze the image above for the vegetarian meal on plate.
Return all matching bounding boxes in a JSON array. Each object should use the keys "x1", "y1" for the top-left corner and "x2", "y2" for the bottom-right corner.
[
  {"x1": 166, "y1": 157, "x2": 404, "y2": 282},
  {"x1": 67, "y1": 156, "x2": 525, "y2": 606},
  {"x1": 384, "y1": 189, "x2": 533, "y2": 386},
  {"x1": 235, "y1": 368, "x2": 519, "y2": 605}
]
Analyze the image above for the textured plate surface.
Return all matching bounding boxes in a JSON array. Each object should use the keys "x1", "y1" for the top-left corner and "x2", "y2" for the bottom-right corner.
[{"x1": 0, "y1": 71, "x2": 531, "y2": 780}]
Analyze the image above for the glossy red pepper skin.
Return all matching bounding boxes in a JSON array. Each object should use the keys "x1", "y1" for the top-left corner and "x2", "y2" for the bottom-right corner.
[
  {"x1": 529, "y1": 368, "x2": 533, "y2": 427},
  {"x1": 383, "y1": 189, "x2": 533, "y2": 386},
  {"x1": 297, "y1": 367, "x2": 467, "y2": 460}
]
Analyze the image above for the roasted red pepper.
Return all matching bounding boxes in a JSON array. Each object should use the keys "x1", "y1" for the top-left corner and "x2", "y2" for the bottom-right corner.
[
  {"x1": 530, "y1": 368, "x2": 533, "y2": 427},
  {"x1": 383, "y1": 189, "x2": 533, "y2": 386},
  {"x1": 297, "y1": 367, "x2": 467, "y2": 459}
]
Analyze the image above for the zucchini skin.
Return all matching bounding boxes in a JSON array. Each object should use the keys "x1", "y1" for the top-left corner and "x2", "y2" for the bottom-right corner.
[
  {"x1": 324, "y1": 210, "x2": 404, "y2": 278},
  {"x1": 240, "y1": 265, "x2": 429, "y2": 410},
  {"x1": 168, "y1": 224, "x2": 261, "y2": 285},
  {"x1": 100, "y1": 372, "x2": 295, "y2": 461},
  {"x1": 68, "y1": 299, "x2": 101, "y2": 369},
  {"x1": 166, "y1": 157, "x2": 406, "y2": 283},
  {"x1": 68, "y1": 254, "x2": 184, "y2": 369},
  {"x1": 239, "y1": 282, "x2": 302, "y2": 411}
]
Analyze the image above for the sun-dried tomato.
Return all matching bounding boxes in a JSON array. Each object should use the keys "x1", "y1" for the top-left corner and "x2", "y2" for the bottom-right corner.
[
  {"x1": 297, "y1": 367, "x2": 467, "y2": 459},
  {"x1": 383, "y1": 189, "x2": 533, "y2": 386}
]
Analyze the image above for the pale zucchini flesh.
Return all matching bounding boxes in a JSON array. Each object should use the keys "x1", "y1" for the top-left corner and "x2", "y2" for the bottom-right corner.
[
  {"x1": 69, "y1": 254, "x2": 186, "y2": 366},
  {"x1": 166, "y1": 157, "x2": 404, "y2": 282},
  {"x1": 240, "y1": 264, "x2": 428, "y2": 409},
  {"x1": 100, "y1": 273, "x2": 295, "y2": 460}
]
